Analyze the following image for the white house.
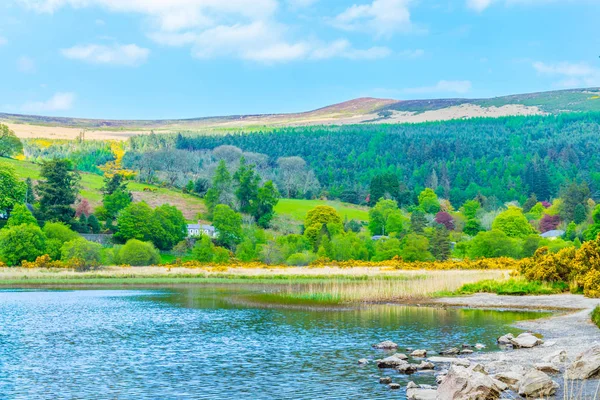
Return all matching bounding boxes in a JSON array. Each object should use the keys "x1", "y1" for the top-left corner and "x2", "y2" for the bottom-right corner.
[
  {"x1": 540, "y1": 230, "x2": 565, "y2": 240},
  {"x1": 187, "y1": 222, "x2": 217, "y2": 238}
]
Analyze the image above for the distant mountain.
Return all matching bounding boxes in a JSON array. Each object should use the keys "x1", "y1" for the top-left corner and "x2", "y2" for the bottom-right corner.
[{"x1": 1, "y1": 88, "x2": 599, "y2": 140}]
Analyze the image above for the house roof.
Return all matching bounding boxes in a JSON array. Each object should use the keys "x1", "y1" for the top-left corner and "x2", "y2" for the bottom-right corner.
[
  {"x1": 187, "y1": 224, "x2": 215, "y2": 231},
  {"x1": 540, "y1": 230, "x2": 565, "y2": 238}
]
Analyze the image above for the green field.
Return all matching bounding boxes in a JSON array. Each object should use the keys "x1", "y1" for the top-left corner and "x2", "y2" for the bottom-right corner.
[{"x1": 275, "y1": 199, "x2": 369, "y2": 222}]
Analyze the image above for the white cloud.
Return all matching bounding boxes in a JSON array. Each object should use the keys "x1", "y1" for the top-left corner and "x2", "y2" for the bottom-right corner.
[
  {"x1": 287, "y1": 0, "x2": 319, "y2": 9},
  {"x1": 61, "y1": 43, "x2": 150, "y2": 66},
  {"x1": 0, "y1": 36, "x2": 7, "y2": 46},
  {"x1": 398, "y1": 49, "x2": 425, "y2": 59},
  {"x1": 532, "y1": 61, "x2": 600, "y2": 87},
  {"x1": 21, "y1": 92, "x2": 75, "y2": 113},
  {"x1": 17, "y1": 56, "x2": 35, "y2": 73},
  {"x1": 404, "y1": 80, "x2": 473, "y2": 95},
  {"x1": 332, "y1": 0, "x2": 414, "y2": 37},
  {"x1": 466, "y1": 0, "x2": 493, "y2": 11},
  {"x1": 467, "y1": 0, "x2": 586, "y2": 12}
]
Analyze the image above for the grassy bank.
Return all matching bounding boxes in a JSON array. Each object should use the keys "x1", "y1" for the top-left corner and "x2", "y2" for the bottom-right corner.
[
  {"x1": 454, "y1": 278, "x2": 569, "y2": 296},
  {"x1": 593, "y1": 306, "x2": 600, "y2": 328},
  {"x1": 0, "y1": 267, "x2": 507, "y2": 305}
]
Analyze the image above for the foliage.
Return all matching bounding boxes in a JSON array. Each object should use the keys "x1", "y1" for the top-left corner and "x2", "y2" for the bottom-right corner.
[
  {"x1": 401, "y1": 234, "x2": 434, "y2": 261},
  {"x1": 0, "y1": 123, "x2": 23, "y2": 158},
  {"x1": 286, "y1": 252, "x2": 317, "y2": 266},
  {"x1": 410, "y1": 209, "x2": 427, "y2": 234},
  {"x1": 304, "y1": 205, "x2": 343, "y2": 246},
  {"x1": 593, "y1": 306, "x2": 600, "y2": 329},
  {"x1": 468, "y1": 230, "x2": 522, "y2": 259},
  {"x1": 43, "y1": 221, "x2": 79, "y2": 244},
  {"x1": 116, "y1": 239, "x2": 160, "y2": 266},
  {"x1": 204, "y1": 160, "x2": 235, "y2": 215},
  {"x1": 233, "y1": 158, "x2": 260, "y2": 213},
  {"x1": 492, "y1": 207, "x2": 536, "y2": 238},
  {"x1": 153, "y1": 204, "x2": 187, "y2": 251},
  {"x1": 87, "y1": 214, "x2": 101, "y2": 234},
  {"x1": 559, "y1": 181, "x2": 590, "y2": 222},
  {"x1": 431, "y1": 227, "x2": 451, "y2": 261},
  {"x1": 434, "y1": 211, "x2": 454, "y2": 230},
  {"x1": 37, "y1": 159, "x2": 81, "y2": 224},
  {"x1": 418, "y1": 188, "x2": 441, "y2": 214},
  {"x1": 368, "y1": 199, "x2": 401, "y2": 236},
  {"x1": 0, "y1": 163, "x2": 26, "y2": 214},
  {"x1": 539, "y1": 214, "x2": 560, "y2": 233},
  {"x1": 463, "y1": 219, "x2": 482, "y2": 236},
  {"x1": 114, "y1": 202, "x2": 157, "y2": 243},
  {"x1": 0, "y1": 224, "x2": 46, "y2": 266},
  {"x1": 461, "y1": 200, "x2": 480, "y2": 219},
  {"x1": 7, "y1": 204, "x2": 37, "y2": 227},
  {"x1": 60, "y1": 238, "x2": 102, "y2": 271},
  {"x1": 192, "y1": 235, "x2": 215, "y2": 262},
  {"x1": 212, "y1": 204, "x2": 243, "y2": 249},
  {"x1": 252, "y1": 181, "x2": 279, "y2": 228},
  {"x1": 456, "y1": 278, "x2": 568, "y2": 296}
]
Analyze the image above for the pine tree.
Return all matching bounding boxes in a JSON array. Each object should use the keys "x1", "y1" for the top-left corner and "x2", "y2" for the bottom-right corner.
[
  {"x1": 410, "y1": 209, "x2": 427, "y2": 234},
  {"x1": 37, "y1": 159, "x2": 80, "y2": 224},
  {"x1": 431, "y1": 227, "x2": 451, "y2": 261}
]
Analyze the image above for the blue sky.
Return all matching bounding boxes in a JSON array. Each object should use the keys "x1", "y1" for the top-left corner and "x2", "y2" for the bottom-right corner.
[{"x1": 0, "y1": 0, "x2": 598, "y2": 119}]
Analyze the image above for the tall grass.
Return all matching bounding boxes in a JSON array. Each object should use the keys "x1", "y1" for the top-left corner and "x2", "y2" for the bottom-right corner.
[
  {"x1": 592, "y1": 306, "x2": 600, "y2": 329},
  {"x1": 455, "y1": 278, "x2": 569, "y2": 296}
]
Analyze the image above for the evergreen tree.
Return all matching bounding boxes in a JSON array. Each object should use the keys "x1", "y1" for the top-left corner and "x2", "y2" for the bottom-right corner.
[
  {"x1": 573, "y1": 203, "x2": 587, "y2": 225},
  {"x1": 7, "y1": 204, "x2": 37, "y2": 227},
  {"x1": 252, "y1": 181, "x2": 280, "y2": 228},
  {"x1": 87, "y1": 214, "x2": 101, "y2": 234},
  {"x1": 410, "y1": 209, "x2": 427, "y2": 234},
  {"x1": 430, "y1": 227, "x2": 451, "y2": 261},
  {"x1": 205, "y1": 160, "x2": 235, "y2": 214},
  {"x1": 37, "y1": 159, "x2": 80, "y2": 224},
  {"x1": 522, "y1": 193, "x2": 538, "y2": 213},
  {"x1": 234, "y1": 158, "x2": 260, "y2": 213},
  {"x1": 25, "y1": 178, "x2": 35, "y2": 204}
]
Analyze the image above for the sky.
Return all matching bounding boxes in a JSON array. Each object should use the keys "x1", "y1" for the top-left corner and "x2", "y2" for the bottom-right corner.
[{"x1": 0, "y1": 0, "x2": 599, "y2": 119}]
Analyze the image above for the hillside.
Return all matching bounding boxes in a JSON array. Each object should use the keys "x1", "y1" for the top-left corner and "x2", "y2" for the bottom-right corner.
[{"x1": 2, "y1": 88, "x2": 599, "y2": 141}]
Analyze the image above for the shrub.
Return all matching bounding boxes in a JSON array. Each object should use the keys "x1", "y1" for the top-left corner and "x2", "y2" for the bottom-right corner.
[
  {"x1": 7, "y1": 204, "x2": 38, "y2": 227},
  {"x1": 0, "y1": 224, "x2": 46, "y2": 266},
  {"x1": 21, "y1": 254, "x2": 64, "y2": 269},
  {"x1": 61, "y1": 238, "x2": 103, "y2": 271},
  {"x1": 520, "y1": 246, "x2": 575, "y2": 283},
  {"x1": 192, "y1": 236, "x2": 215, "y2": 262},
  {"x1": 212, "y1": 247, "x2": 231, "y2": 263},
  {"x1": 592, "y1": 306, "x2": 600, "y2": 329},
  {"x1": 43, "y1": 222, "x2": 79, "y2": 244},
  {"x1": 286, "y1": 252, "x2": 317, "y2": 266},
  {"x1": 116, "y1": 239, "x2": 160, "y2": 266}
]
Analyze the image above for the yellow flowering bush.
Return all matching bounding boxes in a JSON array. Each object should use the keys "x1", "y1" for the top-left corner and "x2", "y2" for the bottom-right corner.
[{"x1": 21, "y1": 254, "x2": 65, "y2": 269}]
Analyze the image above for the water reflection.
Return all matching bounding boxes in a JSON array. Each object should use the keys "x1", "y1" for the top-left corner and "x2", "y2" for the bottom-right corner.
[{"x1": 0, "y1": 288, "x2": 547, "y2": 399}]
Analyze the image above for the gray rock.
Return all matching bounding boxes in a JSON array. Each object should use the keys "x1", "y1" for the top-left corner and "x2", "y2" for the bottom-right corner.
[
  {"x1": 397, "y1": 363, "x2": 419, "y2": 374},
  {"x1": 460, "y1": 349, "x2": 474, "y2": 354},
  {"x1": 436, "y1": 365, "x2": 502, "y2": 400},
  {"x1": 470, "y1": 364, "x2": 487, "y2": 374},
  {"x1": 542, "y1": 349, "x2": 568, "y2": 364},
  {"x1": 388, "y1": 383, "x2": 401, "y2": 390},
  {"x1": 475, "y1": 343, "x2": 486, "y2": 350},
  {"x1": 491, "y1": 378, "x2": 508, "y2": 392},
  {"x1": 510, "y1": 332, "x2": 543, "y2": 348},
  {"x1": 377, "y1": 354, "x2": 408, "y2": 368},
  {"x1": 379, "y1": 376, "x2": 392, "y2": 384},
  {"x1": 534, "y1": 362, "x2": 560, "y2": 374},
  {"x1": 566, "y1": 345, "x2": 600, "y2": 379},
  {"x1": 406, "y1": 387, "x2": 437, "y2": 400},
  {"x1": 373, "y1": 340, "x2": 398, "y2": 349},
  {"x1": 357, "y1": 358, "x2": 369, "y2": 365},
  {"x1": 428, "y1": 357, "x2": 470, "y2": 367},
  {"x1": 417, "y1": 361, "x2": 435, "y2": 370},
  {"x1": 411, "y1": 349, "x2": 427, "y2": 358},
  {"x1": 497, "y1": 333, "x2": 514, "y2": 345},
  {"x1": 440, "y1": 347, "x2": 460, "y2": 355},
  {"x1": 492, "y1": 371, "x2": 521, "y2": 389},
  {"x1": 407, "y1": 381, "x2": 418, "y2": 389},
  {"x1": 518, "y1": 369, "x2": 558, "y2": 398}
]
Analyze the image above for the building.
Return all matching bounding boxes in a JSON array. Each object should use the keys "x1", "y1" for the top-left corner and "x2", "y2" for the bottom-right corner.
[
  {"x1": 540, "y1": 230, "x2": 565, "y2": 240},
  {"x1": 187, "y1": 222, "x2": 217, "y2": 238}
]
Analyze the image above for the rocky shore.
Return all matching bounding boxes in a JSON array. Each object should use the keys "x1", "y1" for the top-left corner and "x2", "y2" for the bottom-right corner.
[{"x1": 363, "y1": 294, "x2": 600, "y2": 398}]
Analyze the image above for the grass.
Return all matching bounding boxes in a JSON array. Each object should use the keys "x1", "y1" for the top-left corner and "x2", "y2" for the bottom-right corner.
[
  {"x1": 275, "y1": 198, "x2": 369, "y2": 222},
  {"x1": 593, "y1": 306, "x2": 600, "y2": 329},
  {"x1": 454, "y1": 278, "x2": 569, "y2": 296},
  {"x1": 2, "y1": 158, "x2": 206, "y2": 221}
]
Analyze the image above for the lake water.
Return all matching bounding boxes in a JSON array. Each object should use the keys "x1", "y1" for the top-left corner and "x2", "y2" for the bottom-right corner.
[{"x1": 0, "y1": 287, "x2": 546, "y2": 399}]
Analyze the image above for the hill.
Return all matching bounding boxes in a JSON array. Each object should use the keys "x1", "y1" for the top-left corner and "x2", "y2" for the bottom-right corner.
[{"x1": 2, "y1": 88, "x2": 599, "y2": 141}]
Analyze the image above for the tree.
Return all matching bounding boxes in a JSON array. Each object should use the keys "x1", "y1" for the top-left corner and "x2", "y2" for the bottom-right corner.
[
  {"x1": 461, "y1": 199, "x2": 480, "y2": 219},
  {"x1": 540, "y1": 214, "x2": 560, "y2": 233},
  {"x1": 304, "y1": 206, "x2": 343, "y2": 246},
  {"x1": 0, "y1": 124, "x2": 23, "y2": 158},
  {"x1": 103, "y1": 190, "x2": 132, "y2": 219},
  {"x1": 204, "y1": 160, "x2": 235, "y2": 214},
  {"x1": 468, "y1": 230, "x2": 521, "y2": 259},
  {"x1": 234, "y1": 158, "x2": 260, "y2": 213},
  {"x1": 153, "y1": 204, "x2": 187, "y2": 250},
  {"x1": 102, "y1": 173, "x2": 130, "y2": 196},
  {"x1": 431, "y1": 227, "x2": 451, "y2": 261},
  {"x1": 0, "y1": 224, "x2": 46, "y2": 266},
  {"x1": 114, "y1": 202, "x2": 158, "y2": 244},
  {"x1": 37, "y1": 159, "x2": 80, "y2": 224},
  {"x1": 410, "y1": 209, "x2": 427, "y2": 234},
  {"x1": 574, "y1": 204, "x2": 587, "y2": 225},
  {"x1": 372, "y1": 237, "x2": 402, "y2": 261},
  {"x1": 116, "y1": 239, "x2": 160, "y2": 266},
  {"x1": 418, "y1": 188, "x2": 441, "y2": 214},
  {"x1": 252, "y1": 181, "x2": 279, "y2": 228},
  {"x1": 61, "y1": 238, "x2": 102, "y2": 270},
  {"x1": 43, "y1": 221, "x2": 79, "y2": 244},
  {"x1": 75, "y1": 199, "x2": 92, "y2": 218},
  {"x1": 492, "y1": 207, "x2": 536, "y2": 238},
  {"x1": 212, "y1": 204, "x2": 243, "y2": 249},
  {"x1": 24, "y1": 178, "x2": 35, "y2": 204},
  {"x1": 522, "y1": 193, "x2": 538, "y2": 213},
  {"x1": 87, "y1": 214, "x2": 101, "y2": 234},
  {"x1": 7, "y1": 204, "x2": 37, "y2": 227},
  {"x1": 559, "y1": 181, "x2": 590, "y2": 222},
  {"x1": 0, "y1": 163, "x2": 26, "y2": 215},
  {"x1": 194, "y1": 178, "x2": 209, "y2": 196},
  {"x1": 401, "y1": 234, "x2": 434, "y2": 262},
  {"x1": 192, "y1": 235, "x2": 215, "y2": 262},
  {"x1": 463, "y1": 219, "x2": 482, "y2": 236},
  {"x1": 368, "y1": 199, "x2": 399, "y2": 236},
  {"x1": 434, "y1": 211, "x2": 455, "y2": 230}
]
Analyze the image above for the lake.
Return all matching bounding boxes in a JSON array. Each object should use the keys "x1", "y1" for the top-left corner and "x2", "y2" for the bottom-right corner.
[{"x1": 0, "y1": 287, "x2": 546, "y2": 399}]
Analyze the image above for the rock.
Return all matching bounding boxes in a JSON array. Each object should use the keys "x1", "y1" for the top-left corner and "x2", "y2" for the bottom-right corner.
[
  {"x1": 373, "y1": 340, "x2": 398, "y2": 349},
  {"x1": 535, "y1": 362, "x2": 560, "y2": 374},
  {"x1": 462, "y1": 344, "x2": 472, "y2": 348},
  {"x1": 379, "y1": 377, "x2": 392, "y2": 384},
  {"x1": 436, "y1": 365, "x2": 502, "y2": 400},
  {"x1": 397, "y1": 363, "x2": 419, "y2": 374},
  {"x1": 388, "y1": 383, "x2": 401, "y2": 390},
  {"x1": 428, "y1": 357, "x2": 470, "y2": 367},
  {"x1": 377, "y1": 354, "x2": 408, "y2": 368},
  {"x1": 357, "y1": 358, "x2": 369, "y2": 365},
  {"x1": 460, "y1": 349, "x2": 474, "y2": 354},
  {"x1": 542, "y1": 349, "x2": 568, "y2": 364},
  {"x1": 417, "y1": 361, "x2": 435, "y2": 370},
  {"x1": 542, "y1": 340, "x2": 557, "y2": 347},
  {"x1": 491, "y1": 378, "x2": 508, "y2": 392},
  {"x1": 407, "y1": 381, "x2": 418, "y2": 389},
  {"x1": 411, "y1": 349, "x2": 427, "y2": 358},
  {"x1": 419, "y1": 384, "x2": 435, "y2": 389},
  {"x1": 518, "y1": 369, "x2": 558, "y2": 398},
  {"x1": 406, "y1": 387, "x2": 437, "y2": 400},
  {"x1": 497, "y1": 333, "x2": 514, "y2": 345},
  {"x1": 440, "y1": 347, "x2": 460, "y2": 355},
  {"x1": 566, "y1": 345, "x2": 600, "y2": 379},
  {"x1": 470, "y1": 364, "x2": 487, "y2": 374},
  {"x1": 510, "y1": 332, "x2": 543, "y2": 348},
  {"x1": 475, "y1": 343, "x2": 486, "y2": 350},
  {"x1": 492, "y1": 371, "x2": 521, "y2": 389}
]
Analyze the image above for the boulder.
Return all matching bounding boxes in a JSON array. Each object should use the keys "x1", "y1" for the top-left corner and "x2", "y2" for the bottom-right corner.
[
  {"x1": 428, "y1": 357, "x2": 470, "y2": 367},
  {"x1": 397, "y1": 363, "x2": 419, "y2": 374},
  {"x1": 357, "y1": 358, "x2": 369, "y2": 365},
  {"x1": 379, "y1": 377, "x2": 392, "y2": 384},
  {"x1": 417, "y1": 361, "x2": 435, "y2": 370},
  {"x1": 510, "y1": 332, "x2": 543, "y2": 348},
  {"x1": 389, "y1": 383, "x2": 401, "y2": 390},
  {"x1": 440, "y1": 347, "x2": 460, "y2": 355},
  {"x1": 411, "y1": 349, "x2": 427, "y2": 358},
  {"x1": 460, "y1": 349, "x2": 474, "y2": 354},
  {"x1": 475, "y1": 343, "x2": 486, "y2": 350},
  {"x1": 497, "y1": 333, "x2": 514, "y2": 345},
  {"x1": 534, "y1": 363, "x2": 560, "y2": 374},
  {"x1": 406, "y1": 387, "x2": 437, "y2": 400},
  {"x1": 373, "y1": 340, "x2": 398, "y2": 349},
  {"x1": 407, "y1": 381, "x2": 418, "y2": 389},
  {"x1": 377, "y1": 354, "x2": 408, "y2": 368},
  {"x1": 566, "y1": 345, "x2": 600, "y2": 379},
  {"x1": 492, "y1": 371, "x2": 521, "y2": 389},
  {"x1": 542, "y1": 349, "x2": 568, "y2": 364},
  {"x1": 470, "y1": 364, "x2": 487, "y2": 374},
  {"x1": 436, "y1": 365, "x2": 502, "y2": 400},
  {"x1": 518, "y1": 370, "x2": 558, "y2": 398}
]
